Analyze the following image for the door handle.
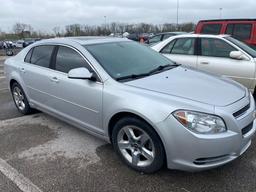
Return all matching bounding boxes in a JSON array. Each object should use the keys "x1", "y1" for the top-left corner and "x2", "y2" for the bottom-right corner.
[
  {"x1": 50, "y1": 77, "x2": 59, "y2": 83},
  {"x1": 200, "y1": 61, "x2": 209, "y2": 65}
]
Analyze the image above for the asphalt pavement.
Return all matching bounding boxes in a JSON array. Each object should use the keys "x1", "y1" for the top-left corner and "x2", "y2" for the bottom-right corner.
[{"x1": 0, "y1": 56, "x2": 256, "y2": 192}]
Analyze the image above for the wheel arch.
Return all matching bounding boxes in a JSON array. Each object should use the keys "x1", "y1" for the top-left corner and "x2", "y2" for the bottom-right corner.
[
  {"x1": 107, "y1": 111, "x2": 167, "y2": 166},
  {"x1": 10, "y1": 79, "x2": 18, "y2": 89}
]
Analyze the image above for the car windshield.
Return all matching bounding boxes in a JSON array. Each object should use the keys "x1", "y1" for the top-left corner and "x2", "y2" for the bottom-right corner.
[
  {"x1": 224, "y1": 36, "x2": 256, "y2": 58},
  {"x1": 84, "y1": 41, "x2": 175, "y2": 80}
]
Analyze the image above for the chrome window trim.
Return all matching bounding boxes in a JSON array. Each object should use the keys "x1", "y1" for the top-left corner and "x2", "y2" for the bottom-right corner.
[{"x1": 24, "y1": 43, "x2": 103, "y2": 84}]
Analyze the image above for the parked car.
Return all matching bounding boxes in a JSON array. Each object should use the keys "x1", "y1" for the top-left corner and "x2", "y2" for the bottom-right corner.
[
  {"x1": 152, "y1": 34, "x2": 256, "y2": 95},
  {"x1": 23, "y1": 38, "x2": 36, "y2": 48},
  {"x1": 127, "y1": 33, "x2": 150, "y2": 42},
  {"x1": 2, "y1": 41, "x2": 15, "y2": 48},
  {"x1": 5, "y1": 37, "x2": 255, "y2": 173},
  {"x1": 15, "y1": 40, "x2": 25, "y2": 48},
  {"x1": 146, "y1": 32, "x2": 187, "y2": 46},
  {"x1": 195, "y1": 19, "x2": 256, "y2": 49},
  {"x1": 0, "y1": 41, "x2": 3, "y2": 49}
]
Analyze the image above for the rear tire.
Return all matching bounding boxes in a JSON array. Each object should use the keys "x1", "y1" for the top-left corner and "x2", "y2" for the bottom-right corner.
[
  {"x1": 11, "y1": 82, "x2": 32, "y2": 115},
  {"x1": 112, "y1": 117, "x2": 165, "y2": 173}
]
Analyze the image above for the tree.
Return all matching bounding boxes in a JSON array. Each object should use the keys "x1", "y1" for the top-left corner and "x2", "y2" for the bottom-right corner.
[
  {"x1": 53, "y1": 26, "x2": 61, "y2": 37},
  {"x1": 65, "y1": 24, "x2": 82, "y2": 36},
  {"x1": 13, "y1": 23, "x2": 33, "y2": 38}
]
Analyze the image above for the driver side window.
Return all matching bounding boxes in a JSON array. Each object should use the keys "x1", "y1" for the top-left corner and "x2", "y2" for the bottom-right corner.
[
  {"x1": 55, "y1": 46, "x2": 91, "y2": 73},
  {"x1": 200, "y1": 38, "x2": 237, "y2": 58}
]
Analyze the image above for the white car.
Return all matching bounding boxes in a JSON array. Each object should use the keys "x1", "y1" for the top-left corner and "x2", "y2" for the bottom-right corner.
[
  {"x1": 152, "y1": 34, "x2": 256, "y2": 94},
  {"x1": 15, "y1": 40, "x2": 24, "y2": 48}
]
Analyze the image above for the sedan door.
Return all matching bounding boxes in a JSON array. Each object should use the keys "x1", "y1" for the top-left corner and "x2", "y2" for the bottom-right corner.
[
  {"x1": 160, "y1": 38, "x2": 198, "y2": 68},
  {"x1": 49, "y1": 45, "x2": 103, "y2": 134},
  {"x1": 21, "y1": 45, "x2": 57, "y2": 108},
  {"x1": 197, "y1": 38, "x2": 255, "y2": 89}
]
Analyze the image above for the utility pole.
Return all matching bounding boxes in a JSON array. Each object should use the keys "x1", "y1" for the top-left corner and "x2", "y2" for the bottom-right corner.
[
  {"x1": 104, "y1": 16, "x2": 107, "y2": 35},
  {"x1": 176, "y1": 0, "x2": 179, "y2": 31},
  {"x1": 219, "y1": 8, "x2": 223, "y2": 19}
]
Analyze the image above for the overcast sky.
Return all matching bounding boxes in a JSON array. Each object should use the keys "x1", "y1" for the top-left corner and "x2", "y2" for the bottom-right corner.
[{"x1": 0, "y1": 0, "x2": 255, "y2": 33}]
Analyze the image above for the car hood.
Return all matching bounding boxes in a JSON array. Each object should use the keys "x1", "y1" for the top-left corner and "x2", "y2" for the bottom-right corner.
[{"x1": 124, "y1": 66, "x2": 246, "y2": 107}]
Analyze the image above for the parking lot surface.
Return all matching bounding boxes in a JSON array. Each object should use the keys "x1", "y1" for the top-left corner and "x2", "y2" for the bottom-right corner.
[{"x1": 1, "y1": 56, "x2": 256, "y2": 192}]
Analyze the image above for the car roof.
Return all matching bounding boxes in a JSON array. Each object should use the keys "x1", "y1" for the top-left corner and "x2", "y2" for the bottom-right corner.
[
  {"x1": 199, "y1": 19, "x2": 256, "y2": 22},
  {"x1": 158, "y1": 31, "x2": 187, "y2": 35},
  {"x1": 168, "y1": 34, "x2": 230, "y2": 38},
  {"x1": 36, "y1": 36, "x2": 130, "y2": 46}
]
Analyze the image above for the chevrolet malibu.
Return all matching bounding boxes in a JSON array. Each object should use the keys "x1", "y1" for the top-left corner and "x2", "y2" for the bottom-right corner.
[{"x1": 4, "y1": 37, "x2": 256, "y2": 173}]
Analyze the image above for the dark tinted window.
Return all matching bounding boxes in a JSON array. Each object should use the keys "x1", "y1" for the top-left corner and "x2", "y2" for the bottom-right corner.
[
  {"x1": 24, "y1": 48, "x2": 33, "y2": 63},
  {"x1": 148, "y1": 35, "x2": 162, "y2": 44},
  {"x1": 160, "y1": 40, "x2": 176, "y2": 54},
  {"x1": 201, "y1": 38, "x2": 236, "y2": 58},
  {"x1": 225, "y1": 24, "x2": 252, "y2": 40},
  {"x1": 226, "y1": 24, "x2": 234, "y2": 35},
  {"x1": 30, "y1": 46, "x2": 54, "y2": 68},
  {"x1": 162, "y1": 34, "x2": 174, "y2": 40},
  {"x1": 171, "y1": 38, "x2": 195, "y2": 55},
  {"x1": 224, "y1": 36, "x2": 256, "y2": 57},
  {"x1": 201, "y1": 24, "x2": 222, "y2": 34},
  {"x1": 55, "y1": 46, "x2": 91, "y2": 73}
]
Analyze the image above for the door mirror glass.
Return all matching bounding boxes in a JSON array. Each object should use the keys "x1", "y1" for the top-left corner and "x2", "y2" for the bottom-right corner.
[
  {"x1": 230, "y1": 51, "x2": 249, "y2": 60},
  {"x1": 68, "y1": 67, "x2": 93, "y2": 80}
]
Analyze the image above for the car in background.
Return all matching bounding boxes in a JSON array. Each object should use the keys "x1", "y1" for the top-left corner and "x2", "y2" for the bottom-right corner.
[
  {"x1": 195, "y1": 19, "x2": 256, "y2": 49},
  {"x1": 4, "y1": 37, "x2": 256, "y2": 173},
  {"x1": 0, "y1": 41, "x2": 3, "y2": 49},
  {"x1": 23, "y1": 38, "x2": 36, "y2": 48},
  {"x1": 2, "y1": 41, "x2": 15, "y2": 48},
  {"x1": 127, "y1": 33, "x2": 151, "y2": 42},
  {"x1": 146, "y1": 32, "x2": 187, "y2": 46},
  {"x1": 15, "y1": 40, "x2": 25, "y2": 48},
  {"x1": 152, "y1": 34, "x2": 256, "y2": 95}
]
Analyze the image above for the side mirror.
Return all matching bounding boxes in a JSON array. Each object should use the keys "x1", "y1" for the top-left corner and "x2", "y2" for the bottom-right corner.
[
  {"x1": 68, "y1": 67, "x2": 94, "y2": 80},
  {"x1": 230, "y1": 51, "x2": 249, "y2": 61}
]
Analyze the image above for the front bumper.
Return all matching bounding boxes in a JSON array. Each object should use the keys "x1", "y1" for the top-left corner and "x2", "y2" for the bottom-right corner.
[{"x1": 156, "y1": 94, "x2": 256, "y2": 172}]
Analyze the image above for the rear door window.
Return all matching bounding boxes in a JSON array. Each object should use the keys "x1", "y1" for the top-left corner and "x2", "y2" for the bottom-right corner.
[
  {"x1": 170, "y1": 38, "x2": 195, "y2": 55},
  {"x1": 160, "y1": 40, "x2": 176, "y2": 54},
  {"x1": 24, "y1": 48, "x2": 33, "y2": 63},
  {"x1": 225, "y1": 24, "x2": 252, "y2": 40},
  {"x1": 30, "y1": 45, "x2": 54, "y2": 68},
  {"x1": 201, "y1": 24, "x2": 222, "y2": 34}
]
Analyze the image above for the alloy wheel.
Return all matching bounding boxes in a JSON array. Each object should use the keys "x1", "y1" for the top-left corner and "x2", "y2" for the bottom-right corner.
[
  {"x1": 12, "y1": 86, "x2": 26, "y2": 111},
  {"x1": 117, "y1": 125, "x2": 155, "y2": 167}
]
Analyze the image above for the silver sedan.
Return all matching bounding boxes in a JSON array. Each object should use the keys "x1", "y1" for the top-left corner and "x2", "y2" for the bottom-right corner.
[{"x1": 4, "y1": 37, "x2": 256, "y2": 173}]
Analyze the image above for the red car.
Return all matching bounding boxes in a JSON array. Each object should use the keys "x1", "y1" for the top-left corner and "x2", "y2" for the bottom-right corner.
[{"x1": 195, "y1": 19, "x2": 256, "y2": 49}]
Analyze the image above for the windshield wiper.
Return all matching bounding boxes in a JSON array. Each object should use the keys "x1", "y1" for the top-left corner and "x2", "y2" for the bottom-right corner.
[
  {"x1": 148, "y1": 63, "x2": 180, "y2": 75},
  {"x1": 116, "y1": 63, "x2": 180, "y2": 82},
  {"x1": 116, "y1": 73, "x2": 149, "y2": 81}
]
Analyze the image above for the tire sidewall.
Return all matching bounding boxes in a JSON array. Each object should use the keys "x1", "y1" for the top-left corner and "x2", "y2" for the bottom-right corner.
[
  {"x1": 11, "y1": 82, "x2": 31, "y2": 114},
  {"x1": 112, "y1": 117, "x2": 165, "y2": 173}
]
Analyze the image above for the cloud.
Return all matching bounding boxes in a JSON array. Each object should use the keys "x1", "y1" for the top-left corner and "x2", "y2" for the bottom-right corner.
[{"x1": 0, "y1": 0, "x2": 255, "y2": 32}]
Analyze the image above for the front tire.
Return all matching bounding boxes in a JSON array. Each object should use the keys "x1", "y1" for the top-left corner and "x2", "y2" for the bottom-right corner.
[
  {"x1": 11, "y1": 82, "x2": 32, "y2": 115},
  {"x1": 112, "y1": 117, "x2": 165, "y2": 173}
]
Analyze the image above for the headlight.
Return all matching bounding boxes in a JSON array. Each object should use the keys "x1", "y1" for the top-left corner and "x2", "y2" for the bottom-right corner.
[{"x1": 173, "y1": 110, "x2": 226, "y2": 134}]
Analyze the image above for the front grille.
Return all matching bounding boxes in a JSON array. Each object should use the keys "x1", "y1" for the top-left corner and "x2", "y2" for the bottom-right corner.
[
  {"x1": 242, "y1": 122, "x2": 253, "y2": 136},
  {"x1": 233, "y1": 103, "x2": 250, "y2": 118}
]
